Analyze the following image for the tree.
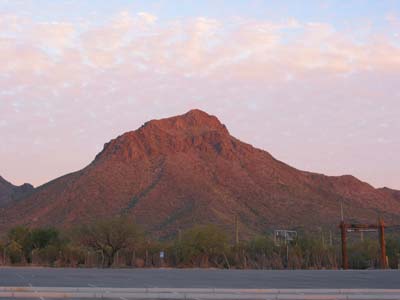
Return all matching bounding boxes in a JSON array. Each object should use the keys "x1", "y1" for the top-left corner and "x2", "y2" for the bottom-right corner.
[
  {"x1": 177, "y1": 224, "x2": 229, "y2": 267},
  {"x1": 6, "y1": 240, "x2": 23, "y2": 264},
  {"x1": 31, "y1": 228, "x2": 60, "y2": 249},
  {"x1": 76, "y1": 216, "x2": 142, "y2": 267},
  {"x1": 7, "y1": 226, "x2": 32, "y2": 263}
]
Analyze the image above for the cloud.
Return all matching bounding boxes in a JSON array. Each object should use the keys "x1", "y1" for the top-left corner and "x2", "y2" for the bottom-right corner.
[
  {"x1": 137, "y1": 12, "x2": 158, "y2": 24},
  {"x1": 1, "y1": 11, "x2": 399, "y2": 77},
  {"x1": 0, "y1": 11, "x2": 399, "y2": 189}
]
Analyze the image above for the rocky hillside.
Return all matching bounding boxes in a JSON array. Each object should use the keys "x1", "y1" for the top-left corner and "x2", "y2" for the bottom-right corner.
[
  {"x1": 0, "y1": 176, "x2": 34, "y2": 207},
  {"x1": 1, "y1": 109, "x2": 399, "y2": 236}
]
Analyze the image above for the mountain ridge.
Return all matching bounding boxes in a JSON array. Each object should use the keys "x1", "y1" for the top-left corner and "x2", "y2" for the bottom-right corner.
[
  {"x1": 0, "y1": 176, "x2": 35, "y2": 207},
  {"x1": 1, "y1": 109, "x2": 399, "y2": 236}
]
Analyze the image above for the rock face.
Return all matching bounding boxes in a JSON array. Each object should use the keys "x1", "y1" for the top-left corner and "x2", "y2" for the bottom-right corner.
[
  {"x1": 1, "y1": 109, "x2": 399, "y2": 236},
  {"x1": 0, "y1": 176, "x2": 34, "y2": 207}
]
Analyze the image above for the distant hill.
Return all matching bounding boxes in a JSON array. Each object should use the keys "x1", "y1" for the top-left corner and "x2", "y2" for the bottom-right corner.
[
  {"x1": 1, "y1": 109, "x2": 399, "y2": 236},
  {"x1": 0, "y1": 176, "x2": 34, "y2": 207}
]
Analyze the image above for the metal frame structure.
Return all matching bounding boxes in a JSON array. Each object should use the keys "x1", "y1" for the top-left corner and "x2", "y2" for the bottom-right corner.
[
  {"x1": 274, "y1": 230, "x2": 297, "y2": 246},
  {"x1": 339, "y1": 218, "x2": 387, "y2": 270},
  {"x1": 274, "y1": 230, "x2": 297, "y2": 268}
]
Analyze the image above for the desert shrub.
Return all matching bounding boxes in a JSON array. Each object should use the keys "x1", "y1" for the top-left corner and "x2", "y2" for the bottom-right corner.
[
  {"x1": 386, "y1": 237, "x2": 400, "y2": 269},
  {"x1": 6, "y1": 240, "x2": 24, "y2": 264},
  {"x1": 245, "y1": 235, "x2": 276, "y2": 269},
  {"x1": 175, "y1": 224, "x2": 229, "y2": 267},
  {"x1": 348, "y1": 239, "x2": 379, "y2": 269},
  {"x1": 7, "y1": 226, "x2": 33, "y2": 263},
  {"x1": 57, "y1": 244, "x2": 86, "y2": 267},
  {"x1": 36, "y1": 245, "x2": 59, "y2": 265}
]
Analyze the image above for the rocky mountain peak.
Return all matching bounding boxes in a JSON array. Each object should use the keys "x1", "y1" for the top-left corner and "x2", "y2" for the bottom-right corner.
[
  {"x1": 1, "y1": 110, "x2": 400, "y2": 237},
  {"x1": 95, "y1": 109, "x2": 232, "y2": 161},
  {"x1": 141, "y1": 109, "x2": 229, "y2": 135}
]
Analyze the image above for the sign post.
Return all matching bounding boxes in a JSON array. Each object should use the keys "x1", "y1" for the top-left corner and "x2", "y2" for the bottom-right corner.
[{"x1": 160, "y1": 250, "x2": 165, "y2": 267}]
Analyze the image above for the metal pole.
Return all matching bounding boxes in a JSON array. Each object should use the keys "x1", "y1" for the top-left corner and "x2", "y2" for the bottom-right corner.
[
  {"x1": 234, "y1": 215, "x2": 240, "y2": 264},
  {"x1": 340, "y1": 221, "x2": 348, "y2": 270},
  {"x1": 286, "y1": 243, "x2": 289, "y2": 269},
  {"x1": 379, "y1": 218, "x2": 387, "y2": 269}
]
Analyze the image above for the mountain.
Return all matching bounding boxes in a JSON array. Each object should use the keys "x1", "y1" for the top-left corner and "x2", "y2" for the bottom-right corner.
[
  {"x1": 378, "y1": 187, "x2": 400, "y2": 202},
  {"x1": 0, "y1": 176, "x2": 34, "y2": 207},
  {"x1": 1, "y1": 109, "x2": 399, "y2": 236}
]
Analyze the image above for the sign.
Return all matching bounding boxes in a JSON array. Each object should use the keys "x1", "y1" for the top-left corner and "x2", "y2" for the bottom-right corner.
[{"x1": 160, "y1": 251, "x2": 164, "y2": 259}]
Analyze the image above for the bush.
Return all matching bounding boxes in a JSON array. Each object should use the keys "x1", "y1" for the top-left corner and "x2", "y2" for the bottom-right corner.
[
  {"x1": 6, "y1": 240, "x2": 24, "y2": 264},
  {"x1": 176, "y1": 224, "x2": 229, "y2": 267},
  {"x1": 245, "y1": 235, "x2": 276, "y2": 269},
  {"x1": 7, "y1": 226, "x2": 32, "y2": 263},
  {"x1": 348, "y1": 239, "x2": 379, "y2": 269}
]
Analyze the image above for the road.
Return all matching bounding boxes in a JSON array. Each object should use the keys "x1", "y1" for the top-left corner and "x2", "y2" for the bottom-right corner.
[
  {"x1": 0, "y1": 267, "x2": 399, "y2": 288},
  {"x1": 1, "y1": 268, "x2": 400, "y2": 299}
]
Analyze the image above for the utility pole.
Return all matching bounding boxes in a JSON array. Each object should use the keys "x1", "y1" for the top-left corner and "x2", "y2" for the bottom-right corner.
[
  {"x1": 339, "y1": 199, "x2": 348, "y2": 269},
  {"x1": 340, "y1": 200, "x2": 344, "y2": 222},
  {"x1": 234, "y1": 215, "x2": 239, "y2": 247},
  {"x1": 340, "y1": 221, "x2": 348, "y2": 270},
  {"x1": 378, "y1": 218, "x2": 387, "y2": 269}
]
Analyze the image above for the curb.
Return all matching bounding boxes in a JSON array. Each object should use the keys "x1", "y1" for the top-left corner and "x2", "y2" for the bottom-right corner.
[{"x1": 1, "y1": 287, "x2": 400, "y2": 299}]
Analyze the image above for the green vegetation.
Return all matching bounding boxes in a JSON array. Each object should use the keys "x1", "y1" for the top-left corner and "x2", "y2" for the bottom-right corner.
[
  {"x1": 4, "y1": 226, "x2": 64, "y2": 265},
  {"x1": 172, "y1": 224, "x2": 229, "y2": 267},
  {"x1": 73, "y1": 217, "x2": 143, "y2": 267},
  {"x1": 0, "y1": 218, "x2": 399, "y2": 269}
]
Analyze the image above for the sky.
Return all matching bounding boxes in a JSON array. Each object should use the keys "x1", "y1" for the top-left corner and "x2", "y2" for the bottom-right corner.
[{"x1": 0, "y1": 0, "x2": 399, "y2": 189}]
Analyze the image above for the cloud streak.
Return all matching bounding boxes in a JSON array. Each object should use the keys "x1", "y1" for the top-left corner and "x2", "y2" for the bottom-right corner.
[{"x1": 0, "y1": 11, "x2": 399, "y2": 189}]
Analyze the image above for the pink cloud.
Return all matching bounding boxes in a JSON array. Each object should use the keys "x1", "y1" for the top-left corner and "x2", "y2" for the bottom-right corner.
[{"x1": 0, "y1": 12, "x2": 399, "y2": 189}]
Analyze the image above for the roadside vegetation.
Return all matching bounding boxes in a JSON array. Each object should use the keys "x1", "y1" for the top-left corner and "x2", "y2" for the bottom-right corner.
[{"x1": 0, "y1": 217, "x2": 399, "y2": 269}]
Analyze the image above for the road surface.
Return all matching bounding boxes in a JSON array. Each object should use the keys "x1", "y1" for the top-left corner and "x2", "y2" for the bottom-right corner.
[
  {"x1": 0, "y1": 268, "x2": 399, "y2": 299},
  {"x1": 1, "y1": 268, "x2": 399, "y2": 288}
]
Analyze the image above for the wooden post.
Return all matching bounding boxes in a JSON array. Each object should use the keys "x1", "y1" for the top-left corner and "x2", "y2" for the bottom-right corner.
[
  {"x1": 379, "y1": 218, "x2": 387, "y2": 269},
  {"x1": 234, "y1": 215, "x2": 239, "y2": 265},
  {"x1": 145, "y1": 249, "x2": 149, "y2": 267},
  {"x1": 340, "y1": 221, "x2": 348, "y2": 270},
  {"x1": 235, "y1": 215, "x2": 239, "y2": 247}
]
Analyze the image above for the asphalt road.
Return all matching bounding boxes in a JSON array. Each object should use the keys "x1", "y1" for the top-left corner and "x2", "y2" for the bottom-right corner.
[{"x1": 0, "y1": 267, "x2": 400, "y2": 289}]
